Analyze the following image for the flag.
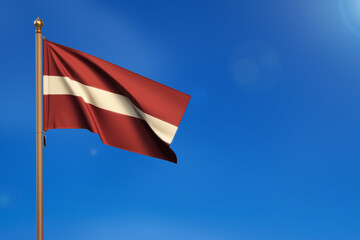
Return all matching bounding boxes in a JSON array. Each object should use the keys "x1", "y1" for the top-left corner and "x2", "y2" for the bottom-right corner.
[{"x1": 43, "y1": 40, "x2": 190, "y2": 163}]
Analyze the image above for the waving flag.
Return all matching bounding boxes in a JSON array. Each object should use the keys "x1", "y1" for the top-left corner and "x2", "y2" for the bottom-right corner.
[{"x1": 43, "y1": 39, "x2": 190, "y2": 163}]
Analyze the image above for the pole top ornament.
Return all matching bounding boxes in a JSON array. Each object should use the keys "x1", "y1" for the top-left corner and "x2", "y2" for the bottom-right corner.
[{"x1": 34, "y1": 17, "x2": 43, "y2": 33}]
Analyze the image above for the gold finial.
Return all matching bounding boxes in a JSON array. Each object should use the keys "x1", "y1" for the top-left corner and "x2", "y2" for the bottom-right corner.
[{"x1": 34, "y1": 17, "x2": 43, "y2": 33}]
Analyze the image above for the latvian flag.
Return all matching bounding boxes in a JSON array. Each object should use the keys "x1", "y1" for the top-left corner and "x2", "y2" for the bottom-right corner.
[{"x1": 43, "y1": 40, "x2": 190, "y2": 163}]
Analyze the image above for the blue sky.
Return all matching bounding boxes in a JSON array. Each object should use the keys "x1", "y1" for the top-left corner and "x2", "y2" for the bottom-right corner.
[{"x1": 1, "y1": 0, "x2": 360, "y2": 239}]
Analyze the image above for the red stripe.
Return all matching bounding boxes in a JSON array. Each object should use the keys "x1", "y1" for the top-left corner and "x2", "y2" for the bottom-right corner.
[
  {"x1": 43, "y1": 40, "x2": 190, "y2": 126},
  {"x1": 44, "y1": 95, "x2": 177, "y2": 163}
]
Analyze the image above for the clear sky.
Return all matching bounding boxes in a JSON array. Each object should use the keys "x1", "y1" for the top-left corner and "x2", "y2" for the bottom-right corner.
[{"x1": 1, "y1": 0, "x2": 360, "y2": 239}]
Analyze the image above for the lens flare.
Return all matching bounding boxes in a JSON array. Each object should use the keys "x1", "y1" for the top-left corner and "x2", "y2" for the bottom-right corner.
[{"x1": 340, "y1": 0, "x2": 360, "y2": 37}]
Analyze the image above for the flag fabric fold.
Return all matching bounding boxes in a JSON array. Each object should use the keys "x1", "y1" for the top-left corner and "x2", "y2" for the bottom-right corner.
[{"x1": 43, "y1": 39, "x2": 190, "y2": 163}]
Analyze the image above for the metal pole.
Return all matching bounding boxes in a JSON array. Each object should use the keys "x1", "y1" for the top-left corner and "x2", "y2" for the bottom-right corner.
[{"x1": 34, "y1": 17, "x2": 44, "y2": 240}]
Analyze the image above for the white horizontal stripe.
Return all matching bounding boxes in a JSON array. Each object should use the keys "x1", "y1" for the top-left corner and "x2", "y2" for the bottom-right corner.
[{"x1": 43, "y1": 75, "x2": 177, "y2": 144}]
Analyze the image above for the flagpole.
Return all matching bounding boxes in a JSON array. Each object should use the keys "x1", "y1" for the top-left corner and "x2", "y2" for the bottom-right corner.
[{"x1": 34, "y1": 17, "x2": 44, "y2": 240}]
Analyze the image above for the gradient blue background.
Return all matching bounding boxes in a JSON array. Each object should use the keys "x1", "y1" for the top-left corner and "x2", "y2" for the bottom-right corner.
[{"x1": 1, "y1": 0, "x2": 360, "y2": 239}]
